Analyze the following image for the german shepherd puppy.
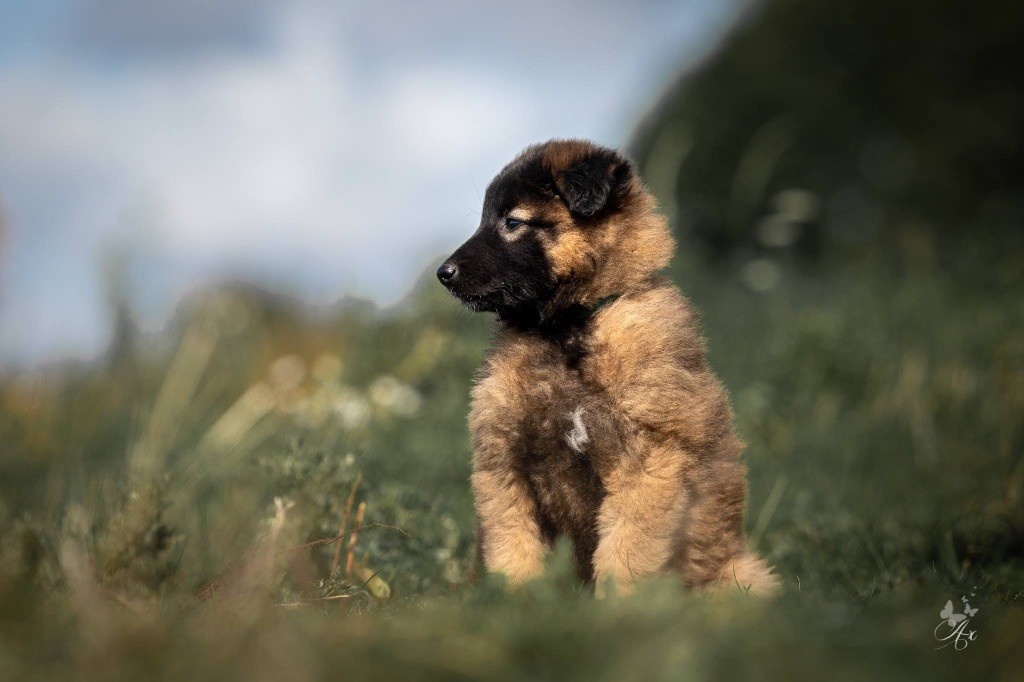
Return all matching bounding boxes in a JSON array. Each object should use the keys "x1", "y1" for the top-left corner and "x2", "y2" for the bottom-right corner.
[{"x1": 438, "y1": 139, "x2": 778, "y2": 596}]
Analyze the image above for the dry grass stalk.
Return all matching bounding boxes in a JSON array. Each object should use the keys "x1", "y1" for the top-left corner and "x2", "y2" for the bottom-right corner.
[
  {"x1": 193, "y1": 522, "x2": 409, "y2": 602},
  {"x1": 196, "y1": 382, "x2": 276, "y2": 455},
  {"x1": 346, "y1": 502, "x2": 366, "y2": 577},
  {"x1": 130, "y1": 321, "x2": 218, "y2": 481},
  {"x1": 350, "y1": 560, "x2": 392, "y2": 601},
  {"x1": 276, "y1": 594, "x2": 354, "y2": 608},
  {"x1": 171, "y1": 382, "x2": 277, "y2": 502},
  {"x1": 331, "y1": 473, "x2": 362, "y2": 574}
]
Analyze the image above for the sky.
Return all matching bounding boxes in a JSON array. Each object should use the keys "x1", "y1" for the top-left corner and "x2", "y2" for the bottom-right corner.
[{"x1": 0, "y1": 0, "x2": 741, "y2": 366}]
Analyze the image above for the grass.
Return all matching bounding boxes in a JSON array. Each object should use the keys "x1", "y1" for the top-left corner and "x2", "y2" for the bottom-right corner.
[{"x1": 1, "y1": 230, "x2": 1022, "y2": 680}]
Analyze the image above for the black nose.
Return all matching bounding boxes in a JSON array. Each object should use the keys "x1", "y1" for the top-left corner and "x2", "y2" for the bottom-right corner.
[{"x1": 436, "y1": 262, "x2": 458, "y2": 286}]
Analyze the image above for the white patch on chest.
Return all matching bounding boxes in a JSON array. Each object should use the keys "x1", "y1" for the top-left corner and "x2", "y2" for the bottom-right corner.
[{"x1": 565, "y1": 405, "x2": 589, "y2": 454}]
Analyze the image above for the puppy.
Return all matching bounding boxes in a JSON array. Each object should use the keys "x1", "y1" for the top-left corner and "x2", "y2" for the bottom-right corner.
[{"x1": 438, "y1": 139, "x2": 778, "y2": 596}]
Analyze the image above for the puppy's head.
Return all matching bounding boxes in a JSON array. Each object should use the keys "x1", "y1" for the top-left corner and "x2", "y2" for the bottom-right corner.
[{"x1": 438, "y1": 139, "x2": 674, "y2": 323}]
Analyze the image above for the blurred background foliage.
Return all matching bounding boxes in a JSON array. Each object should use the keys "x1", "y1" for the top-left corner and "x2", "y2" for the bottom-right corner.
[
  {"x1": 632, "y1": 0, "x2": 1024, "y2": 265},
  {"x1": 1, "y1": 0, "x2": 1023, "y2": 679}
]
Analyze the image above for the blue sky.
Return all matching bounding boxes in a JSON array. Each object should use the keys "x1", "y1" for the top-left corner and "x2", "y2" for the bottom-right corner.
[{"x1": 0, "y1": 0, "x2": 741, "y2": 365}]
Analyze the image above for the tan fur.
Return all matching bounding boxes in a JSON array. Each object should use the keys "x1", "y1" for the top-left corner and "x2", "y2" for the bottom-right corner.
[
  {"x1": 467, "y1": 140, "x2": 779, "y2": 597},
  {"x1": 469, "y1": 338, "x2": 552, "y2": 585},
  {"x1": 706, "y1": 553, "x2": 781, "y2": 596}
]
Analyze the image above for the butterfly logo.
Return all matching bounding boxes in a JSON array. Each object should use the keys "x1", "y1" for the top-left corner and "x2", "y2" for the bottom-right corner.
[
  {"x1": 940, "y1": 600, "x2": 966, "y2": 627},
  {"x1": 935, "y1": 589, "x2": 980, "y2": 650}
]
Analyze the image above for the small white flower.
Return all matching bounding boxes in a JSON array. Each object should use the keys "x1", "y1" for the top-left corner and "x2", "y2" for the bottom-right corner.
[
  {"x1": 268, "y1": 355, "x2": 307, "y2": 391},
  {"x1": 369, "y1": 375, "x2": 423, "y2": 417},
  {"x1": 333, "y1": 387, "x2": 371, "y2": 429}
]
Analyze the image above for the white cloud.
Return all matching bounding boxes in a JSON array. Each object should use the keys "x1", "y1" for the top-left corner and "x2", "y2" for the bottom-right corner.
[
  {"x1": 0, "y1": 1, "x2": 738, "y2": 364},
  {"x1": 382, "y1": 67, "x2": 539, "y2": 168}
]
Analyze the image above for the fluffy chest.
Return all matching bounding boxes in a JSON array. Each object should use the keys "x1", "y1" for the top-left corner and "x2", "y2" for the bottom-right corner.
[{"x1": 491, "y1": 340, "x2": 623, "y2": 539}]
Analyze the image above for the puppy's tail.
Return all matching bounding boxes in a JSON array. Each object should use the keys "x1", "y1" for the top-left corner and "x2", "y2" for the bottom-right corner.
[{"x1": 715, "y1": 551, "x2": 780, "y2": 597}]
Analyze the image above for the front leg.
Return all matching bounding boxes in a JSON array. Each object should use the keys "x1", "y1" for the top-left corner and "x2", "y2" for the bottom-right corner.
[
  {"x1": 592, "y1": 443, "x2": 689, "y2": 596},
  {"x1": 472, "y1": 466, "x2": 548, "y2": 586},
  {"x1": 469, "y1": 341, "x2": 552, "y2": 586}
]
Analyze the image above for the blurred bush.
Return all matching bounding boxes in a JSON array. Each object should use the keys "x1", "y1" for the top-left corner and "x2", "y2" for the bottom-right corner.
[{"x1": 632, "y1": 0, "x2": 1024, "y2": 262}]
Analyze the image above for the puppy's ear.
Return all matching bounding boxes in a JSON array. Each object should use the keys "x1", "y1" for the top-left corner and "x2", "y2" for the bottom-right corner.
[{"x1": 554, "y1": 150, "x2": 632, "y2": 218}]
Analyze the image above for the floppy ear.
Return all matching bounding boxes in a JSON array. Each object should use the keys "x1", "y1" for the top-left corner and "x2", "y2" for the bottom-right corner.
[{"x1": 555, "y1": 151, "x2": 632, "y2": 218}]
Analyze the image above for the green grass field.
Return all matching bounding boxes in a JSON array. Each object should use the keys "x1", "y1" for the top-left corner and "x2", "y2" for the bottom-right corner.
[{"x1": 1, "y1": 234, "x2": 1022, "y2": 680}]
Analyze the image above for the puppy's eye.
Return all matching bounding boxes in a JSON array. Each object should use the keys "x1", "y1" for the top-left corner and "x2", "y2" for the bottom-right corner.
[{"x1": 504, "y1": 217, "x2": 525, "y2": 230}]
